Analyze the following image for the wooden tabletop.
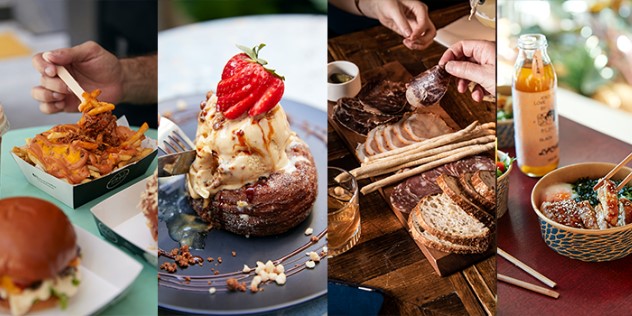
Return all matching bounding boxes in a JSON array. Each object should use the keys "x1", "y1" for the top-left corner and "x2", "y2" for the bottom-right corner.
[
  {"x1": 497, "y1": 116, "x2": 632, "y2": 315},
  {"x1": 328, "y1": 3, "x2": 496, "y2": 315}
]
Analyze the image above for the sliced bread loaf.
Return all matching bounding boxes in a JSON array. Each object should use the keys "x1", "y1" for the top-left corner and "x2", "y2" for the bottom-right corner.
[
  {"x1": 459, "y1": 172, "x2": 495, "y2": 212},
  {"x1": 471, "y1": 170, "x2": 495, "y2": 206},
  {"x1": 436, "y1": 174, "x2": 495, "y2": 229},
  {"x1": 412, "y1": 193, "x2": 490, "y2": 249},
  {"x1": 408, "y1": 207, "x2": 488, "y2": 254}
]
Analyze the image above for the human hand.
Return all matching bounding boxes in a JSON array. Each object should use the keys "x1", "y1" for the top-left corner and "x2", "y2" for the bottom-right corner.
[
  {"x1": 365, "y1": 0, "x2": 436, "y2": 50},
  {"x1": 31, "y1": 41, "x2": 124, "y2": 114},
  {"x1": 438, "y1": 40, "x2": 496, "y2": 102}
]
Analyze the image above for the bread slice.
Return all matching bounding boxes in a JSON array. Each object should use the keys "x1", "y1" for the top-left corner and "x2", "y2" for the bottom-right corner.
[
  {"x1": 412, "y1": 193, "x2": 490, "y2": 249},
  {"x1": 408, "y1": 205, "x2": 487, "y2": 254},
  {"x1": 459, "y1": 172, "x2": 495, "y2": 211},
  {"x1": 436, "y1": 174, "x2": 495, "y2": 229},
  {"x1": 471, "y1": 170, "x2": 495, "y2": 206}
]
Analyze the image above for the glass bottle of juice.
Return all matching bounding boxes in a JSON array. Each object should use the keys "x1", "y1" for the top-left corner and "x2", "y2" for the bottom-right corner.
[{"x1": 512, "y1": 34, "x2": 559, "y2": 177}]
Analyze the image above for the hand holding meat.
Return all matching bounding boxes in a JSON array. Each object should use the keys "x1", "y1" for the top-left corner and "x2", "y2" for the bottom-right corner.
[{"x1": 439, "y1": 40, "x2": 496, "y2": 102}]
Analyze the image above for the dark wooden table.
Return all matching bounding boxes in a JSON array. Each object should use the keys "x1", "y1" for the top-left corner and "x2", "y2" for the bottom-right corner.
[
  {"x1": 328, "y1": 3, "x2": 496, "y2": 315},
  {"x1": 498, "y1": 116, "x2": 632, "y2": 315}
]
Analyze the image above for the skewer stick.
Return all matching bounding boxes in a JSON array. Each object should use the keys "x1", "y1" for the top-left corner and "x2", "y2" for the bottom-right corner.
[
  {"x1": 497, "y1": 274, "x2": 560, "y2": 299},
  {"x1": 497, "y1": 248, "x2": 557, "y2": 288},
  {"x1": 616, "y1": 172, "x2": 632, "y2": 192},
  {"x1": 42, "y1": 54, "x2": 86, "y2": 103},
  {"x1": 593, "y1": 152, "x2": 632, "y2": 190}
]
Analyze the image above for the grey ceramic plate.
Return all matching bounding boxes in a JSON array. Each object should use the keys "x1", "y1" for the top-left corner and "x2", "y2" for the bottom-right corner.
[{"x1": 157, "y1": 95, "x2": 327, "y2": 315}]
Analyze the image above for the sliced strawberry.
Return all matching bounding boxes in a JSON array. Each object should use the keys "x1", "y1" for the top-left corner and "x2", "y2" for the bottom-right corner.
[
  {"x1": 216, "y1": 44, "x2": 285, "y2": 119},
  {"x1": 221, "y1": 53, "x2": 249, "y2": 80},
  {"x1": 248, "y1": 77, "x2": 284, "y2": 117},
  {"x1": 223, "y1": 74, "x2": 271, "y2": 119},
  {"x1": 216, "y1": 63, "x2": 265, "y2": 111}
]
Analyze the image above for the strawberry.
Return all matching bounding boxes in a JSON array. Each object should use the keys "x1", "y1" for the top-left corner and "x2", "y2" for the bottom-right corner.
[
  {"x1": 221, "y1": 53, "x2": 249, "y2": 80},
  {"x1": 216, "y1": 44, "x2": 285, "y2": 119}
]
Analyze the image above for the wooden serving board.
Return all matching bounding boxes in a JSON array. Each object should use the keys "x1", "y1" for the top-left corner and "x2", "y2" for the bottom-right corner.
[{"x1": 328, "y1": 61, "x2": 494, "y2": 276}]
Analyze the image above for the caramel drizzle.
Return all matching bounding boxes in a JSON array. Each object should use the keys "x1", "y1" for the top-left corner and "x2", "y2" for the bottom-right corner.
[{"x1": 158, "y1": 229, "x2": 327, "y2": 292}]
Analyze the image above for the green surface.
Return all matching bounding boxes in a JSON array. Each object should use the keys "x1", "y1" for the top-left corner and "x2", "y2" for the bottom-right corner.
[{"x1": 0, "y1": 126, "x2": 158, "y2": 316}]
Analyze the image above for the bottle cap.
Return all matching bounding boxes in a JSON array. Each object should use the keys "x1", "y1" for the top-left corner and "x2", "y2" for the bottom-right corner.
[{"x1": 518, "y1": 34, "x2": 548, "y2": 50}]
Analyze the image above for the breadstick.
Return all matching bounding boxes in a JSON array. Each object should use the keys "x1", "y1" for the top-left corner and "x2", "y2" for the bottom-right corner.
[
  {"x1": 353, "y1": 135, "x2": 495, "y2": 179},
  {"x1": 360, "y1": 142, "x2": 495, "y2": 194},
  {"x1": 366, "y1": 121, "x2": 480, "y2": 161}
]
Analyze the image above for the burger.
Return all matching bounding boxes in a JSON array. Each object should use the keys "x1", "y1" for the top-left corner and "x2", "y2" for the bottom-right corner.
[{"x1": 0, "y1": 197, "x2": 81, "y2": 316}]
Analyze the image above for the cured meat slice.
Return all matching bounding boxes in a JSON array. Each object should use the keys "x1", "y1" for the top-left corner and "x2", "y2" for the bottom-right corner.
[
  {"x1": 391, "y1": 174, "x2": 442, "y2": 214},
  {"x1": 358, "y1": 80, "x2": 411, "y2": 114},
  {"x1": 406, "y1": 65, "x2": 451, "y2": 107},
  {"x1": 390, "y1": 156, "x2": 494, "y2": 213},
  {"x1": 333, "y1": 97, "x2": 401, "y2": 135},
  {"x1": 407, "y1": 113, "x2": 455, "y2": 140},
  {"x1": 357, "y1": 112, "x2": 455, "y2": 158}
]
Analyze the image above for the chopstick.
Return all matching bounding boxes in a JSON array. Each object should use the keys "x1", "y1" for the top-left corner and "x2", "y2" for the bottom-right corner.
[
  {"x1": 593, "y1": 152, "x2": 632, "y2": 190},
  {"x1": 616, "y1": 172, "x2": 632, "y2": 192},
  {"x1": 42, "y1": 54, "x2": 86, "y2": 103},
  {"x1": 498, "y1": 274, "x2": 560, "y2": 299},
  {"x1": 497, "y1": 248, "x2": 556, "y2": 288}
]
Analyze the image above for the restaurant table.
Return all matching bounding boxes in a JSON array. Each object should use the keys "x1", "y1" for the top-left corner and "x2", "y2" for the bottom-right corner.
[
  {"x1": 0, "y1": 126, "x2": 158, "y2": 315},
  {"x1": 497, "y1": 116, "x2": 632, "y2": 315},
  {"x1": 328, "y1": 3, "x2": 496, "y2": 315}
]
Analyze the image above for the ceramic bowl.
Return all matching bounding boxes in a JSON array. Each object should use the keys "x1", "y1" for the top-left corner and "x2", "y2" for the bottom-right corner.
[
  {"x1": 327, "y1": 61, "x2": 361, "y2": 102},
  {"x1": 531, "y1": 162, "x2": 632, "y2": 262}
]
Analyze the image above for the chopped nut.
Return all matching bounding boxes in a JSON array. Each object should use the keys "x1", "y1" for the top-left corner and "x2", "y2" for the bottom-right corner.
[
  {"x1": 276, "y1": 273, "x2": 287, "y2": 285},
  {"x1": 214, "y1": 270, "x2": 220, "y2": 275},
  {"x1": 209, "y1": 287, "x2": 216, "y2": 294},
  {"x1": 252, "y1": 276, "x2": 262, "y2": 286},
  {"x1": 243, "y1": 265, "x2": 252, "y2": 273},
  {"x1": 304, "y1": 227, "x2": 313, "y2": 236},
  {"x1": 218, "y1": 257, "x2": 223, "y2": 263},
  {"x1": 160, "y1": 262, "x2": 177, "y2": 273},
  {"x1": 305, "y1": 260, "x2": 316, "y2": 269},
  {"x1": 184, "y1": 276, "x2": 191, "y2": 284},
  {"x1": 232, "y1": 251, "x2": 237, "y2": 257},
  {"x1": 265, "y1": 260, "x2": 275, "y2": 272},
  {"x1": 275, "y1": 264, "x2": 285, "y2": 274},
  {"x1": 260, "y1": 271, "x2": 269, "y2": 282},
  {"x1": 268, "y1": 272, "x2": 278, "y2": 282},
  {"x1": 207, "y1": 257, "x2": 214, "y2": 262},
  {"x1": 226, "y1": 278, "x2": 247, "y2": 292},
  {"x1": 310, "y1": 236, "x2": 319, "y2": 242},
  {"x1": 323, "y1": 246, "x2": 328, "y2": 253},
  {"x1": 308, "y1": 251, "x2": 321, "y2": 262}
]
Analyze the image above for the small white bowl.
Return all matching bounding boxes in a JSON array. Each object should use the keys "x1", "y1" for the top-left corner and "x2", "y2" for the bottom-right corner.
[{"x1": 327, "y1": 61, "x2": 361, "y2": 102}]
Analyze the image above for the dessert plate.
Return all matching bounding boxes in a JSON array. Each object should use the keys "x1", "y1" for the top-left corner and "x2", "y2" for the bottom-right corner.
[
  {"x1": 0, "y1": 225, "x2": 144, "y2": 316},
  {"x1": 91, "y1": 176, "x2": 158, "y2": 266},
  {"x1": 158, "y1": 95, "x2": 327, "y2": 315}
]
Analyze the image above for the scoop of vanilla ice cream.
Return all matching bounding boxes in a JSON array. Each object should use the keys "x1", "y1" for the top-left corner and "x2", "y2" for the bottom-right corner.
[{"x1": 187, "y1": 94, "x2": 299, "y2": 199}]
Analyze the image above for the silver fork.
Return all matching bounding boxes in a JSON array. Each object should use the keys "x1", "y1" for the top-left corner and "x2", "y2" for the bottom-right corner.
[{"x1": 158, "y1": 117, "x2": 196, "y2": 177}]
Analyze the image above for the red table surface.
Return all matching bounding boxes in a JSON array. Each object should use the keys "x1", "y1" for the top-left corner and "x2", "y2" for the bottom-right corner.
[{"x1": 497, "y1": 116, "x2": 632, "y2": 315}]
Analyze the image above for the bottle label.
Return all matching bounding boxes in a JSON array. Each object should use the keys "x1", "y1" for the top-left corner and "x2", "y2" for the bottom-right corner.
[{"x1": 512, "y1": 89, "x2": 559, "y2": 168}]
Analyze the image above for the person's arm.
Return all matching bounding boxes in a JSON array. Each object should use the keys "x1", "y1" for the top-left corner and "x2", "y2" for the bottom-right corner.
[
  {"x1": 32, "y1": 41, "x2": 156, "y2": 114},
  {"x1": 119, "y1": 54, "x2": 157, "y2": 105}
]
